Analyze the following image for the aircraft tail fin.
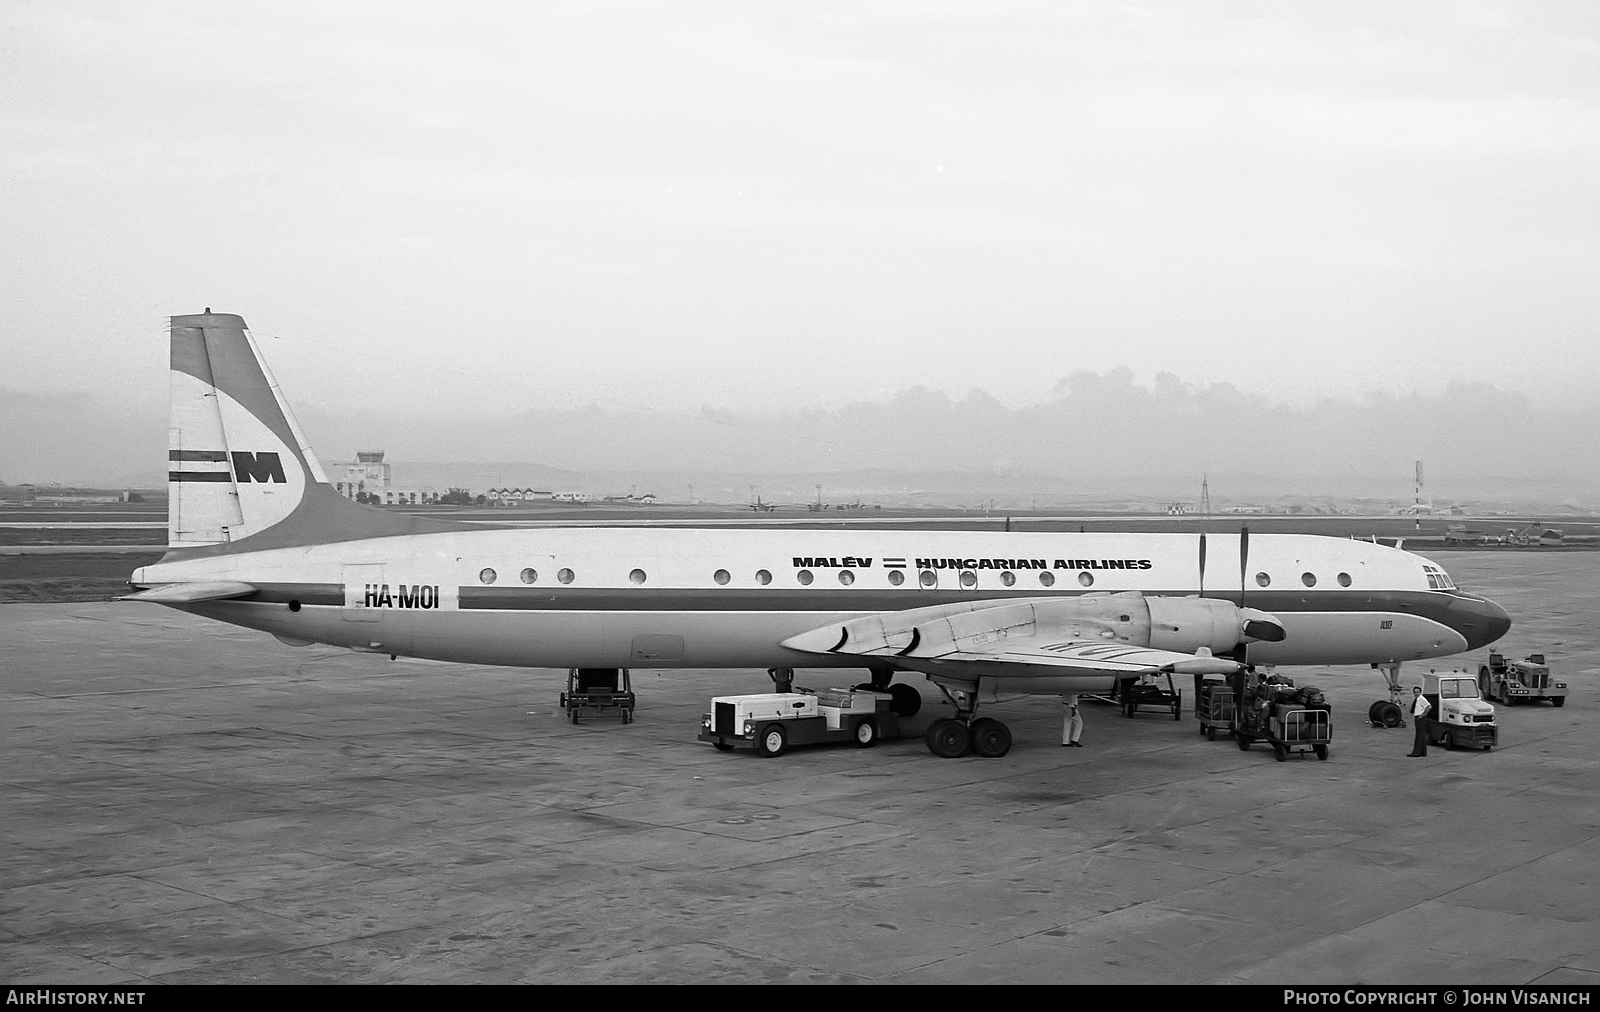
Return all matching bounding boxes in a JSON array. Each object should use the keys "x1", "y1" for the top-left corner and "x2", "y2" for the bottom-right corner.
[{"x1": 165, "y1": 312, "x2": 461, "y2": 557}]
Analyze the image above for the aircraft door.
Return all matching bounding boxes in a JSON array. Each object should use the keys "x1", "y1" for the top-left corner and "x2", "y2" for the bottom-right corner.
[{"x1": 342, "y1": 564, "x2": 385, "y2": 622}]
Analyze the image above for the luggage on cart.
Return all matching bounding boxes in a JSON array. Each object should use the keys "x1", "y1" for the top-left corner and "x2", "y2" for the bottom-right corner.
[{"x1": 1194, "y1": 675, "x2": 1234, "y2": 740}]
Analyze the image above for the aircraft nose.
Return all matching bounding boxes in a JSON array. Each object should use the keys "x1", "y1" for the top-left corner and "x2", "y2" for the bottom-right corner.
[{"x1": 1451, "y1": 594, "x2": 1512, "y2": 651}]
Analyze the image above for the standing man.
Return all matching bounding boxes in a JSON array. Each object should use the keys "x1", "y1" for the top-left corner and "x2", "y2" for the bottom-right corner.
[
  {"x1": 1062, "y1": 695, "x2": 1083, "y2": 747},
  {"x1": 1407, "y1": 686, "x2": 1432, "y2": 757}
]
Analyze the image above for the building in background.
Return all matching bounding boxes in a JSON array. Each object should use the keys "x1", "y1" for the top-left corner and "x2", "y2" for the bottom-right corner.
[{"x1": 331, "y1": 451, "x2": 439, "y2": 506}]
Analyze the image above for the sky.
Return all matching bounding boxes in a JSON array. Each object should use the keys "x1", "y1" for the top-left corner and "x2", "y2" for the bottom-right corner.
[{"x1": 3, "y1": 2, "x2": 1598, "y2": 478}]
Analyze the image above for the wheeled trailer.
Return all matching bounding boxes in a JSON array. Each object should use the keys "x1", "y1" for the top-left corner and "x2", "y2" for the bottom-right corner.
[
  {"x1": 1236, "y1": 707, "x2": 1330, "y2": 761},
  {"x1": 1086, "y1": 673, "x2": 1181, "y2": 720},
  {"x1": 1194, "y1": 675, "x2": 1235, "y2": 741},
  {"x1": 560, "y1": 667, "x2": 635, "y2": 724}
]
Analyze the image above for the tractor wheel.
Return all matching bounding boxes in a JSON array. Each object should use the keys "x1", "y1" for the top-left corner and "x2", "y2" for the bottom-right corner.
[
  {"x1": 755, "y1": 724, "x2": 788, "y2": 758},
  {"x1": 1314, "y1": 744, "x2": 1328, "y2": 761},
  {"x1": 1498, "y1": 686, "x2": 1512, "y2": 707},
  {"x1": 1273, "y1": 743, "x2": 1287, "y2": 762},
  {"x1": 1550, "y1": 697, "x2": 1566, "y2": 708},
  {"x1": 852, "y1": 718, "x2": 878, "y2": 749},
  {"x1": 713, "y1": 741, "x2": 734, "y2": 752}
]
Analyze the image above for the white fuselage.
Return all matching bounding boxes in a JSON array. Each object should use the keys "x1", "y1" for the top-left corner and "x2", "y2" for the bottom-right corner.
[{"x1": 137, "y1": 528, "x2": 1490, "y2": 675}]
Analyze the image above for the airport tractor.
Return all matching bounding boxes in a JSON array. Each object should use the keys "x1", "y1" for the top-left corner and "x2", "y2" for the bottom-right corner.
[
  {"x1": 1479, "y1": 653, "x2": 1567, "y2": 707},
  {"x1": 699, "y1": 687, "x2": 901, "y2": 757},
  {"x1": 1422, "y1": 669, "x2": 1499, "y2": 750}
]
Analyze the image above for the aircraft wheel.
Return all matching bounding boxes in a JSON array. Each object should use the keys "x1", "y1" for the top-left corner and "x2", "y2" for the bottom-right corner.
[
  {"x1": 1273, "y1": 743, "x2": 1287, "y2": 762},
  {"x1": 852, "y1": 718, "x2": 878, "y2": 749},
  {"x1": 755, "y1": 724, "x2": 787, "y2": 758},
  {"x1": 713, "y1": 741, "x2": 734, "y2": 752},
  {"x1": 925, "y1": 719, "x2": 971, "y2": 759},
  {"x1": 969, "y1": 718, "x2": 1011, "y2": 759},
  {"x1": 1314, "y1": 744, "x2": 1328, "y2": 761},
  {"x1": 888, "y1": 683, "x2": 922, "y2": 718},
  {"x1": 1375, "y1": 702, "x2": 1404, "y2": 728},
  {"x1": 1550, "y1": 697, "x2": 1566, "y2": 708}
]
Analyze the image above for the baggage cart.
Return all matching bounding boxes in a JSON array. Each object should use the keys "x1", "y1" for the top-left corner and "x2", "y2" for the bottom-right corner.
[
  {"x1": 560, "y1": 667, "x2": 635, "y2": 724},
  {"x1": 1194, "y1": 675, "x2": 1234, "y2": 741}
]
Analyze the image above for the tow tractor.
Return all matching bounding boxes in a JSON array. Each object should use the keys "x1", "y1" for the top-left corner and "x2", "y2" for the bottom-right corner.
[
  {"x1": 699, "y1": 687, "x2": 900, "y2": 757},
  {"x1": 1479, "y1": 653, "x2": 1568, "y2": 708},
  {"x1": 1423, "y1": 669, "x2": 1498, "y2": 750},
  {"x1": 1231, "y1": 670, "x2": 1332, "y2": 761}
]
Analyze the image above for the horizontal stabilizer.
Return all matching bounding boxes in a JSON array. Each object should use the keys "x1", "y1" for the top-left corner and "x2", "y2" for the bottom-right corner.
[{"x1": 123, "y1": 581, "x2": 258, "y2": 603}]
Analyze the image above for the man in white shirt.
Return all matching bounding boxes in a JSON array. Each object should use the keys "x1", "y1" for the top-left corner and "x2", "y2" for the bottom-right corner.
[
  {"x1": 1062, "y1": 695, "x2": 1083, "y2": 747},
  {"x1": 1407, "y1": 686, "x2": 1432, "y2": 757}
]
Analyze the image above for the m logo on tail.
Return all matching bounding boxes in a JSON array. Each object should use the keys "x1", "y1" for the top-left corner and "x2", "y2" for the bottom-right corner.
[{"x1": 231, "y1": 451, "x2": 287, "y2": 484}]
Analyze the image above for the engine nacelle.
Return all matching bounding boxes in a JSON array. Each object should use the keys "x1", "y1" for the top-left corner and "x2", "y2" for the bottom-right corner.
[{"x1": 1147, "y1": 596, "x2": 1285, "y2": 655}]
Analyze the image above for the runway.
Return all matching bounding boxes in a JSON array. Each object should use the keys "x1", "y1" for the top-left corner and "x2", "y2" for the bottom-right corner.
[{"x1": 2, "y1": 552, "x2": 1596, "y2": 983}]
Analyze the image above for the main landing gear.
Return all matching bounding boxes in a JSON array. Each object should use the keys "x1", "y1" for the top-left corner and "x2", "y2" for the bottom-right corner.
[{"x1": 924, "y1": 685, "x2": 1012, "y2": 759}]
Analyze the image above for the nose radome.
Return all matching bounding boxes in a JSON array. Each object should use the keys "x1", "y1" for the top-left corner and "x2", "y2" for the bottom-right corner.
[{"x1": 1454, "y1": 595, "x2": 1512, "y2": 651}]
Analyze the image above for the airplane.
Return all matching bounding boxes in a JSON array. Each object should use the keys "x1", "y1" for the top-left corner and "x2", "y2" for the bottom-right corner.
[
  {"x1": 129, "y1": 312, "x2": 1512, "y2": 758},
  {"x1": 748, "y1": 494, "x2": 777, "y2": 512}
]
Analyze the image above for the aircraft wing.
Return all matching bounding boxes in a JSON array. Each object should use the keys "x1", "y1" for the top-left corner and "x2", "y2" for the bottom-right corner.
[
  {"x1": 890, "y1": 636, "x2": 1242, "y2": 678},
  {"x1": 780, "y1": 595, "x2": 1245, "y2": 679},
  {"x1": 123, "y1": 581, "x2": 258, "y2": 603}
]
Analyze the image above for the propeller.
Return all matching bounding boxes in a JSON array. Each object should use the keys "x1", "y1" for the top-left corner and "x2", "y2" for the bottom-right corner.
[
  {"x1": 1198, "y1": 532, "x2": 1208, "y2": 597},
  {"x1": 1239, "y1": 525, "x2": 1250, "y2": 608}
]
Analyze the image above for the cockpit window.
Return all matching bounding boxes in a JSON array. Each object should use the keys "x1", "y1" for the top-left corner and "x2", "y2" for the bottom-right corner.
[{"x1": 1422, "y1": 564, "x2": 1456, "y2": 591}]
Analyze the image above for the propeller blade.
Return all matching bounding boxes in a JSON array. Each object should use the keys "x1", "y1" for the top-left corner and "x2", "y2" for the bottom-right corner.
[
  {"x1": 1239, "y1": 525, "x2": 1250, "y2": 608},
  {"x1": 1198, "y1": 533, "x2": 1208, "y2": 596}
]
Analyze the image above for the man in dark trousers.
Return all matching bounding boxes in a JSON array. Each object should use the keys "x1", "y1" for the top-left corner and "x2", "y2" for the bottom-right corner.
[{"x1": 1407, "y1": 685, "x2": 1432, "y2": 757}]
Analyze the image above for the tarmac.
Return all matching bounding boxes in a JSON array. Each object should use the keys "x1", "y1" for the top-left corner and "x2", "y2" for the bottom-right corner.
[{"x1": 1, "y1": 551, "x2": 1596, "y2": 984}]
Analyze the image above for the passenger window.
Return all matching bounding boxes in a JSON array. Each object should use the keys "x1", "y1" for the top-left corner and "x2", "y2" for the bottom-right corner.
[
  {"x1": 797, "y1": 570, "x2": 814, "y2": 586},
  {"x1": 479, "y1": 568, "x2": 497, "y2": 585},
  {"x1": 919, "y1": 570, "x2": 936, "y2": 588},
  {"x1": 888, "y1": 570, "x2": 905, "y2": 586},
  {"x1": 713, "y1": 569, "x2": 730, "y2": 585},
  {"x1": 1256, "y1": 572, "x2": 1270, "y2": 587},
  {"x1": 1337, "y1": 572, "x2": 1351, "y2": 587},
  {"x1": 755, "y1": 569, "x2": 772, "y2": 586},
  {"x1": 839, "y1": 570, "x2": 855, "y2": 586},
  {"x1": 520, "y1": 568, "x2": 537, "y2": 584},
  {"x1": 1301, "y1": 573, "x2": 1316, "y2": 588},
  {"x1": 1078, "y1": 572, "x2": 1094, "y2": 587},
  {"x1": 629, "y1": 569, "x2": 646, "y2": 585},
  {"x1": 1000, "y1": 571, "x2": 1016, "y2": 587},
  {"x1": 959, "y1": 571, "x2": 977, "y2": 588},
  {"x1": 557, "y1": 568, "x2": 574, "y2": 584},
  {"x1": 1039, "y1": 572, "x2": 1055, "y2": 588}
]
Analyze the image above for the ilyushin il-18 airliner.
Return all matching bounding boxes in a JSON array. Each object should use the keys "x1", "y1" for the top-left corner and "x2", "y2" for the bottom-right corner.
[{"x1": 128, "y1": 313, "x2": 1512, "y2": 758}]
